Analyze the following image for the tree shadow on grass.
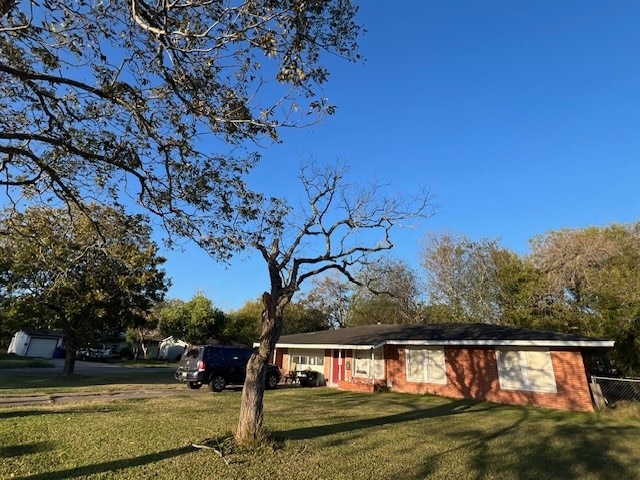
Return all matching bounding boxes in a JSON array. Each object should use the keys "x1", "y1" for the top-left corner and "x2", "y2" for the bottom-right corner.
[
  {"x1": 0, "y1": 442, "x2": 55, "y2": 459},
  {"x1": 0, "y1": 407, "x2": 117, "y2": 420},
  {"x1": 414, "y1": 409, "x2": 640, "y2": 480},
  {"x1": 276, "y1": 398, "x2": 500, "y2": 441},
  {"x1": 0, "y1": 371, "x2": 175, "y2": 391},
  {"x1": 505, "y1": 422, "x2": 640, "y2": 480},
  {"x1": 13, "y1": 446, "x2": 195, "y2": 480}
]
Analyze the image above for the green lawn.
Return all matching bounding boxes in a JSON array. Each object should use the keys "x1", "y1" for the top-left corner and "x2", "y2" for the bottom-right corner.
[
  {"x1": 0, "y1": 370, "x2": 181, "y2": 395},
  {"x1": 0, "y1": 353, "x2": 54, "y2": 369},
  {"x1": 1, "y1": 385, "x2": 639, "y2": 480}
]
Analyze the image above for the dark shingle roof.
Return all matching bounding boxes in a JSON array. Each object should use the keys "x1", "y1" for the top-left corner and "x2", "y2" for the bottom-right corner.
[{"x1": 275, "y1": 323, "x2": 614, "y2": 349}]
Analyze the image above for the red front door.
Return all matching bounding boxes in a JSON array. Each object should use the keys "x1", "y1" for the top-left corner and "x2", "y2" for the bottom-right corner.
[{"x1": 332, "y1": 350, "x2": 345, "y2": 385}]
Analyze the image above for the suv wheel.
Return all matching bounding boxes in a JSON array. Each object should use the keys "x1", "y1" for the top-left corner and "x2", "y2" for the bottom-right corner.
[
  {"x1": 187, "y1": 381, "x2": 202, "y2": 390},
  {"x1": 266, "y1": 372, "x2": 279, "y2": 390},
  {"x1": 209, "y1": 375, "x2": 226, "y2": 392}
]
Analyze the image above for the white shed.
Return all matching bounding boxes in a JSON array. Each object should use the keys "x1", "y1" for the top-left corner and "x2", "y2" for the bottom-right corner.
[
  {"x1": 158, "y1": 336, "x2": 188, "y2": 361},
  {"x1": 8, "y1": 330, "x2": 65, "y2": 358}
]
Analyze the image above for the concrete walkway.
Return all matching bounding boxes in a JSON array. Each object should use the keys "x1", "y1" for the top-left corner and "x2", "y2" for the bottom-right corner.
[{"x1": 0, "y1": 389, "x2": 193, "y2": 407}]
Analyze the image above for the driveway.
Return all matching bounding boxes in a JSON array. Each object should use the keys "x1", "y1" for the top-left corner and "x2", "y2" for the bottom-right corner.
[{"x1": 0, "y1": 358, "x2": 187, "y2": 407}]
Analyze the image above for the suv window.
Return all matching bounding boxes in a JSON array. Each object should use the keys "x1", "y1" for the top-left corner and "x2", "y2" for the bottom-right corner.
[
  {"x1": 185, "y1": 348, "x2": 200, "y2": 359},
  {"x1": 205, "y1": 348, "x2": 223, "y2": 363}
]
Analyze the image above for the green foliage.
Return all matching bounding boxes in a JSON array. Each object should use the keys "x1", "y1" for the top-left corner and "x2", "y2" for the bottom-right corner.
[
  {"x1": 281, "y1": 302, "x2": 330, "y2": 335},
  {"x1": 0, "y1": 204, "x2": 168, "y2": 370},
  {"x1": 225, "y1": 299, "x2": 263, "y2": 346},
  {"x1": 420, "y1": 224, "x2": 640, "y2": 375},
  {"x1": 157, "y1": 293, "x2": 227, "y2": 344},
  {"x1": 224, "y1": 297, "x2": 330, "y2": 345},
  {"x1": 530, "y1": 223, "x2": 640, "y2": 374},
  {"x1": 0, "y1": 353, "x2": 54, "y2": 369},
  {"x1": 419, "y1": 304, "x2": 460, "y2": 324}
]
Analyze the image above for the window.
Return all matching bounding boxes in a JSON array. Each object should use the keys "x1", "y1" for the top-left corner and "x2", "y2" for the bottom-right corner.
[
  {"x1": 405, "y1": 347, "x2": 446, "y2": 384},
  {"x1": 496, "y1": 349, "x2": 557, "y2": 393},
  {"x1": 289, "y1": 350, "x2": 325, "y2": 373},
  {"x1": 185, "y1": 348, "x2": 200, "y2": 359},
  {"x1": 291, "y1": 354, "x2": 324, "y2": 367},
  {"x1": 353, "y1": 348, "x2": 384, "y2": 379}
]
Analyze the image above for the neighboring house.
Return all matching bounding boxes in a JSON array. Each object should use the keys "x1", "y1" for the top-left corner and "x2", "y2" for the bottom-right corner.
[
  {"x1": 102, "y1": 332, "x2": 129, "y2": 357},
  {"x1": 270, "y1": 323, "x2": 614, "y2": 413},
  {"x1": 158, "y1": 336, "x2": 188, "y2": 361},
  {"x1": 8, "y1": 330, "x2": 65, "y2": 358}
]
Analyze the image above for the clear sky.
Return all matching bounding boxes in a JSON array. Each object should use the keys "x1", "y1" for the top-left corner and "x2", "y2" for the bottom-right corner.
[{"x1": 160, "y1": 0, "x2": 640, "y2": 311}]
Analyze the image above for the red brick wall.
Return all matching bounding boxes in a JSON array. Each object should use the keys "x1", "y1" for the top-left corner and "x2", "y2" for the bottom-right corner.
[
  {"x1": 385, "y1": 346, "x2": 594, "y2": 412},
  {"x1": 338, "y1": 380, "x2": 376, "y2": 393}
]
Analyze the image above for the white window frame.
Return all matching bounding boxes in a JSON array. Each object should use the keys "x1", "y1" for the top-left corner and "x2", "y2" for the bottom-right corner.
[
  {"x1": 289, "y1": 349, "x2": 324, "y2": 373},
  {"x1": 405, "y1": 347, "x2": 447, "y2": 385},
  {"x1": 353, "y1": 348, "x2": 384, "y2": 379},
  {"x1": 496, "y1": 348, "x2": 557, "y2": 394}
]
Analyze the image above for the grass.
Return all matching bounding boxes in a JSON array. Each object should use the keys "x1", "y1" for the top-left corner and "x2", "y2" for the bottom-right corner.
[
  {"x1": 110, "y1": 358, "x2": 178, "y2": 368},
  {"x1": 0, "y1": 353, "x2": 55, "y2": 369},
  {"x1": 1, "y1": 381, "x2": 639, "y2": 480},
  {"x1": 0, "y1": 370, "x2": 181, "y2": 396}
]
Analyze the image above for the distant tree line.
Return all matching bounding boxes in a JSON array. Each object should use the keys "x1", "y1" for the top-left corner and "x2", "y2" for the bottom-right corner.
[{"x1": 182, "y1": 223, "x2": 637, "y2": 376}]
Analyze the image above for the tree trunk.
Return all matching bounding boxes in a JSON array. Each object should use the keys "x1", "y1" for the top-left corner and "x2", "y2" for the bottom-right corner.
[
  {"x1": 63, "y1": 334, "x2": 76, "y2": 375},
  {"x1": 235, "y1": 293, "x2": 284, "y2": 446},
  {"x1": 140, "y1": 341, "x2": 148, "y2": 359}
]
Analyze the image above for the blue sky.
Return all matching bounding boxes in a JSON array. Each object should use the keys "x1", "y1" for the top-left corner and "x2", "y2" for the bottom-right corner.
[{"x1": 161, "y1": 1, "x2": 640, "y2": 310}]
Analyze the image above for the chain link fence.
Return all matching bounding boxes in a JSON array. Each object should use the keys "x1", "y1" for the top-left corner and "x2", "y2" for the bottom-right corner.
[{"x1": 590, "y1": 376, "x2": 640, "y2": 408}]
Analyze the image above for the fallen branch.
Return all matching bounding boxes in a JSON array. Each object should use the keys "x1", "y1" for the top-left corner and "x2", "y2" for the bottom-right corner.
[{"x1": 191, "y1": 443, "x2": 230, "y2": 465}]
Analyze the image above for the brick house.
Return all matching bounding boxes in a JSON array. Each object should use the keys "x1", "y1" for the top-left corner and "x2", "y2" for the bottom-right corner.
[{"x1": 271, "y1": 323, "x2": 614, "y2": 412}]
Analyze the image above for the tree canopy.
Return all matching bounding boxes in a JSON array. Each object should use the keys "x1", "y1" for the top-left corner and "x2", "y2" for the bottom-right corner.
[
  {"x1": 157, "y1": 293, "x2": 227, "y2": 344},
  {"x1": 348, "y1": 257, "x2": 423, "y2": 326},
  {"x1": 421, "y1": 225, "x2": 640, "y2": 376},
  {"x1": 0, "y1": 204, "x2": 168, "y2": 373},
  {"x1": 1, "y1": 0, "x2": 362, "y2": 255},
  {"x1": 530, "y1": 224, "x2": 640, "y2": 374}
]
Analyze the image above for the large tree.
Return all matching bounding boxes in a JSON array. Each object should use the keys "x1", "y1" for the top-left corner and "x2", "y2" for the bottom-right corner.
[
  {"x1": 157, "y1": 293, "x2": 227, "y2": 344},
  {"x1": 219, "y1": 162, "x2": 433, "y2": 445},
  {"x1": 224, "y1": 299, "x2": 264, "y2": 347},
  {"x1": 421, "y1": 233, "x2": 505, "y2": 324},
  {"x1": 1, "y1": 0, "x2": 362, "y2": 255},
  {"x1": 348, "y1": 257, "x2": 423, "y2": 326},
  {"x1": 299, "y1": 272, "x2": 352, "y2": 329},
  {"x1": 0, "y1": 204, "x2": 168, "y2": 374},
  {"x1": 530, "y1": 224, "x2": 640, "y2": 374},
  {"x1": 421, "y1": 232, "x2": 551, "y2": 326}
]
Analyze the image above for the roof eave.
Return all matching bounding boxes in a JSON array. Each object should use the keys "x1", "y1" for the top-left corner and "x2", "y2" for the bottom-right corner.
[
  {"x1": 268, "y1": 339, "x2": 615, "y2": 350},
  {"x1": 269, "y1": 343, "x2": 377, "y2": 350}
]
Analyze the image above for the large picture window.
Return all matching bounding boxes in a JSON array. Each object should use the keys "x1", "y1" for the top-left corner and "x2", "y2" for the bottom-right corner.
[
  {"x1": 354, "y1": 348, "x2": 384, "y2": 379},
  {"x1": 496, "y1": 349, "x2": 557, "y2": 393},
  {"x1": 406, "y1": 347, "x2": 446, "y2": 384}
]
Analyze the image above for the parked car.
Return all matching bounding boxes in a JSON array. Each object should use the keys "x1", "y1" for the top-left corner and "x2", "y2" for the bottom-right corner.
[
  {"x1": 76, "y1": 345, "x2": 116, "y2": 361},
  {"x1": 174, "y1": 345, "x2": 281, "y2": 392}
]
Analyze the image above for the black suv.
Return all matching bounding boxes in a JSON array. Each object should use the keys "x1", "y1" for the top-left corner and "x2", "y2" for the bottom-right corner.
[{"x1": 174, "y1": 345, "x2": 281, "y2": 392}]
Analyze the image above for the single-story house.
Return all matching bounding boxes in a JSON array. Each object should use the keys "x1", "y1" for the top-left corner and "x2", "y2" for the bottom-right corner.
[
  {"x1": 8, "y1": 330, "x2": 65, "y2": 358},
  {"x1": 270, "y1": 323, "x2": 614, "y2": 413}
]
